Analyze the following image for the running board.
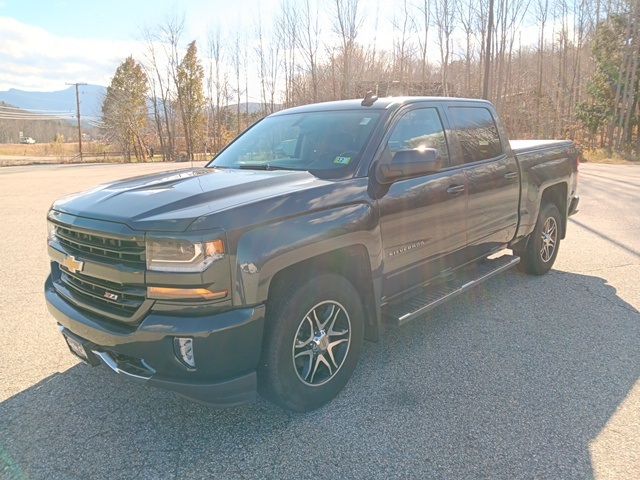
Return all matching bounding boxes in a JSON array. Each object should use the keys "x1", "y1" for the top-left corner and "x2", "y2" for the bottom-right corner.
[{"x1": 384, "y1": 255, "x2": 520, "y2": 326}]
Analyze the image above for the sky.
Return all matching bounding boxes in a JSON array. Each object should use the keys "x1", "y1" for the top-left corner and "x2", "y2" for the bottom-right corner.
[
  {"x1": 0, "y1": 0, "x2": 283, "y2": 92},
  {"x1": 0, "y1": 0, "x2": 550, "y2": 98}
]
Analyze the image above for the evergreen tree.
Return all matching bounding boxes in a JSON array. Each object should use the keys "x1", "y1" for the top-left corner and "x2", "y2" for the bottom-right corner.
[
  {"x1": 177, "y1": 41, "x2": 206, "y2": 161},
  {"x1": 577, "y1": 12, "x2": 640, "y2": 152},
  {"x1": 102, "y1": 57, "x2": 149, "y2": 161}
]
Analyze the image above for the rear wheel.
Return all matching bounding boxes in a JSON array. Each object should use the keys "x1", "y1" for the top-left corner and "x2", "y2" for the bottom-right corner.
[
  {"x1": 517, "y1": 202, "x2": 561, "y2": 275},
  {"x1": 258, "y1": 273, "x2": 364, "y2": 412}
]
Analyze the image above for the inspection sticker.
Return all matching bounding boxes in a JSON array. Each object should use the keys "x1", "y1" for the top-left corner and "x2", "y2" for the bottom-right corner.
[{"x1": 334, "y1": 156, "x2": 352, "y2": 165}]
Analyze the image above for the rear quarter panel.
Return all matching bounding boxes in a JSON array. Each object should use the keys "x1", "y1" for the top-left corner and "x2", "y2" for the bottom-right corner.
[{"x1": 513, "y1": 141, "x2": 578, "y2": 239}]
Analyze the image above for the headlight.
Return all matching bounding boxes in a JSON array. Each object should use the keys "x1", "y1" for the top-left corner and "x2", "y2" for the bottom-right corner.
[
  {"x1": 47, "y1": 221, "x2": 57, "y2": 241},
  {"x1": 146, "y1": 238, "x2": 225, "y2": 272}
]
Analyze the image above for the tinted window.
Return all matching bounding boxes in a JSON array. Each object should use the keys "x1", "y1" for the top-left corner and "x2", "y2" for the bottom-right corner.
[
  {"x1": 387, "y1": 108, "x2": 449, "y2": 164},
  {"x1": 448, "y1": 107, "x2": 503, "y2": 163}
]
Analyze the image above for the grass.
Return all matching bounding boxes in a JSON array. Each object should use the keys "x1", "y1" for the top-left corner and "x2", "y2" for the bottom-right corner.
[
  {"x1": 581, "y1": 148, "x2": 639, "y2": 165},
  {"x1": 0, "y1": 141, "x2": 210, "y2": 167},
  {"x1": 0, "y1": 142, "x2": 79, "y2": 156},
  {"x1": 0, "y1": 141, "x2": 118, "y2": 157}
]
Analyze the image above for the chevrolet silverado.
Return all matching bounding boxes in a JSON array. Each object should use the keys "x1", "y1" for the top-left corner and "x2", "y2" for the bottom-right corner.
[{"x1": 45, "y1": 96, "x2": 580, "y2": 411}]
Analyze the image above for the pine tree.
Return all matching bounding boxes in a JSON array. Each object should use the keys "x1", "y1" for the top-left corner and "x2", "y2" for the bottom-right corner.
[
  {"x1": 102, "y1": 56, "x2": 148, "y2": 162},
  {"x1": 578, "y1": 11, "x2": 640, "y2": 152},
  {"x1": 177, "y1": 41, "x2": 206, "y2": 161}
]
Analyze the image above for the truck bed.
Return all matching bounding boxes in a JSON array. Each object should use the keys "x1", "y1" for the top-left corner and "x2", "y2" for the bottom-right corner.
[{"x1": 510, "y1": 139, "x2": 573, "y2": 154}]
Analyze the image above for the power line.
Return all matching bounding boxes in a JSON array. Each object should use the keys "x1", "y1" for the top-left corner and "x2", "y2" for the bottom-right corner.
[
  {"x1": 0, "y1": 113, "x2": 76, "y2": 120},
  {"x1": 0, "y1": 116, "x2": 75, "y2": 120},
  {"x1": 0, "y1": 105, "x2": 74, "y2": 114},
  {"x1": 0, "y1": 113, "x2": 74, "y2": 118}
]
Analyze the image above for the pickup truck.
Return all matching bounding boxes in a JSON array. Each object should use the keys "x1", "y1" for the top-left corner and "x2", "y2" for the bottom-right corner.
[{"x1": 45, "y1": 96, "x2": 579, "y2": 411}]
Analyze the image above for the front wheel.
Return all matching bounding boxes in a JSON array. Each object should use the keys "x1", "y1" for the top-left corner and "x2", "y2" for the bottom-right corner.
[
  {"x1": 258, "y1": 273, "x2": 364, "y2": 412},
  {"x1": 517, "y1": 202, "x2": 562, "y2": 275}
]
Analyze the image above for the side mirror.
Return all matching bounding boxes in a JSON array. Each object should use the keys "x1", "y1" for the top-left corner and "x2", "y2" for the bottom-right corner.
[{"x1": 377, "y1": 148, "x2": 442, "y2": 183}]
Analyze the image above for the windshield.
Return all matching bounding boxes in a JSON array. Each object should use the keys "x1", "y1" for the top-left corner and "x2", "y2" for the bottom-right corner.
[{"x1": 207, "y1": 110, "x2": 381, "y2": 176}]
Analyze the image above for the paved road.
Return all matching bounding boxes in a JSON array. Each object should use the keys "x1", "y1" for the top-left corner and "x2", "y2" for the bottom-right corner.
[{"x1": 0, "y1": 162, "x2": 638, "y2": 479}]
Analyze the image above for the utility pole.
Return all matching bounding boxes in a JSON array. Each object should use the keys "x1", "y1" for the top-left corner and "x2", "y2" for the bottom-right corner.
[{"x1": 66, "y1": 82, "x2": 87, "y2": 161}]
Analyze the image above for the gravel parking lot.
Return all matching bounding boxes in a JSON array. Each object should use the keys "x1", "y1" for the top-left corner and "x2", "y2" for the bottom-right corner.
[{"x1": 0, "y1": 162, "x2": 638, "y2": 479}]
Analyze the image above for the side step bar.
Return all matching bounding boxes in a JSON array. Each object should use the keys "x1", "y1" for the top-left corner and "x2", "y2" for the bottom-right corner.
[{"x1": 384, "y1": 255, "x2": 520, "y2": 326}]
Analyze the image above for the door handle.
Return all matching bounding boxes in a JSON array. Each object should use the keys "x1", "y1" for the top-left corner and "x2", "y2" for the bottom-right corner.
[
  {"x1": 446, "y1": 184, "x2": 465, "y2": 195},
  {"x1": 504, "y1": 171, "x2": 518, "y2": 180}
]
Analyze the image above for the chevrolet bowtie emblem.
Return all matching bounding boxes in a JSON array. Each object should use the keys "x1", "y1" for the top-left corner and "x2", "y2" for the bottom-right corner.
[{"x1": 62, "y1": 255, "x2": 84, "y2": 274}]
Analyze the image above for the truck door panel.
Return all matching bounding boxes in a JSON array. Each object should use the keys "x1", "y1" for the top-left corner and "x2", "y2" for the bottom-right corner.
[
  {"x1": 447, "y1": 106, "x2": 520, "y2": 258},
  {"x1": 377, "y1": 106, "x2": 467, "y2": 299}
]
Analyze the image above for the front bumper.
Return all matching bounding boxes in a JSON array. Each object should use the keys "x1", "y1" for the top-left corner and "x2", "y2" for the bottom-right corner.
[{"x1": 46, "y1": 276, "x2": 265, "y2": 407}]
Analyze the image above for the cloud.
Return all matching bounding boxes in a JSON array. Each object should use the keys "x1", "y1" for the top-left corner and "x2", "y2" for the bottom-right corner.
[{"x1": 0, "y1": 16, "x2": 145, "y2": 91}]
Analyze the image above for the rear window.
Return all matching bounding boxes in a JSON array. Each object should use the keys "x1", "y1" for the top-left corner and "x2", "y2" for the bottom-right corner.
[{"x1": 448, "y1": 107, "x2": 503, "y2": 163}]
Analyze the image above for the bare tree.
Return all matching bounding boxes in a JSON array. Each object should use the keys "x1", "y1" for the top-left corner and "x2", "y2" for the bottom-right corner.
[
  {"x1": 458, "y1": 0, "x2": 476, "y2": 94},
  {"x1": 160, "y1": 15, "x2": 185, "y2": 157},
  {"x1": 276, "y1": 1, "x2": 299, "y2": 106},
  {"x1": 535, "y1": 0, "x2": 549, "y2": 135},
  {"x1": 482, "y1": 0, "x2": 495, "y2": 99},
  {"x1": 232, "y1": 34, "x2": 243, "y2": 134},
  {"x1": 298, "y1": 0, "x2": 321, "y2": 102},
  {"x1": 416, "y1": 0, "x2": 431, "y2": 86},
  {"x1": 207, "y1": 28, "x2": 224, "y2": 153},
  {"x1": 142, "y1": 28, "x2": 168, "y2": 160},
  {"x1": 392, "y1": 0, "x2": 416, "y2": 89},
  {"x1": 332, "y1": 0, "x2": 364, "y2": 98},
  {"x1": 434, "y1": 0, "x2": 457, "y2": 95}
]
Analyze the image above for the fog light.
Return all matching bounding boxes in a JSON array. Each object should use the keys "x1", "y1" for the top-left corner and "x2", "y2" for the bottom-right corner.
[
  {"x1": 147, "y1": 286, "x2": 228, "y2": 301},
  {"x1": 174, "y1": 337, "x2": 195, "y2": 368}
]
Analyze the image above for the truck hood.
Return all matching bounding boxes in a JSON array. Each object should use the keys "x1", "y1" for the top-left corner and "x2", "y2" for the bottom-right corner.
[{"x1": 52, "y1": 167, "x2": 322, "y2": 232}]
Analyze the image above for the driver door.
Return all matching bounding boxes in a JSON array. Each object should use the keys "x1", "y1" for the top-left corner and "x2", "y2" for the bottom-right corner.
[{"x1": 377, "y1": 105, "x2": 467, "y2": 300}]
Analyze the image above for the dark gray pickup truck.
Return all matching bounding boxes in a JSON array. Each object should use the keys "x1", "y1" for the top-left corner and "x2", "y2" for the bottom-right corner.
[{"x1": 45, "y1": 96, "x2": 579, "y2": 411}]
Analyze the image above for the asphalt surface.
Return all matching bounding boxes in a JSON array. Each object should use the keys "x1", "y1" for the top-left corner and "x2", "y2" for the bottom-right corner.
[{"x1": 0, "y1": 162, "x2": 638, "y2": 479}]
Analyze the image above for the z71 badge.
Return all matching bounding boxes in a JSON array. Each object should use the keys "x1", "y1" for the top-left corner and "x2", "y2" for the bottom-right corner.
[{"x1": 103, "y1": 291, "x2": 119, "y2": 301}]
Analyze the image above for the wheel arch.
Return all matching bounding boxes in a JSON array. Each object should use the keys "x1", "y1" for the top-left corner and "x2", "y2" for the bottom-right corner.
[
  {"x1": 541, "y1": 182, "x2": 568, "y2": 238},
  {"x1": 266, "y1": 245, "x2": 381, "y2": 342}
]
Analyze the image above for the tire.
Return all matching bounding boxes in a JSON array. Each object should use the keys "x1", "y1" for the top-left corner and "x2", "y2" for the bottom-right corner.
[
  {"x1": 258, "y1": 273, "x2": 365, "y2": 412},
  {"x1": 517, "y1": 202, "x2": 562, "y2": 275}
]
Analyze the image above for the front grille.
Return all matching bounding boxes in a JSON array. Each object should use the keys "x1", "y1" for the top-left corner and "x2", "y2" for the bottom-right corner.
[
  {"x1": 54, "y1": 224, "x2": 145, "y2": 267},
  {"x1": 57, "y1": 268, "x2": 146, "y2": 319}
]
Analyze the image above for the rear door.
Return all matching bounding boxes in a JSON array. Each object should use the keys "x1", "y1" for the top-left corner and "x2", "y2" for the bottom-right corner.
[
  {"x1": 377, "y1": 104, "x2": 467, "y2": 299},
  {"x1": 447, "y1": 105, "x2": 520, "y2": 259}
]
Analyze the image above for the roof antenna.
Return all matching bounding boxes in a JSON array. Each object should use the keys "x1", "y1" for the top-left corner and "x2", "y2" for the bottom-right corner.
[{"x1": 361, "y1": 90, "x2": 378, "y2": 107}]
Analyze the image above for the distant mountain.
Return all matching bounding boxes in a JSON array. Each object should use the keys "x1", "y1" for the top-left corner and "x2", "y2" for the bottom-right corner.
[
  {"x1": 0, "y1": 87, "x2": 278, "y2": 124},
  {"x1": 0, "y1": 84, "x2": 106, "y2": 119},
  {"x1": 224, "y1": 102, "x2": 281, "y2": 115}
]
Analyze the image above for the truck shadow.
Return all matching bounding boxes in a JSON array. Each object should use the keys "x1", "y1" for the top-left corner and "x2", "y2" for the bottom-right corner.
[{"x1": 1, "y1": 269, "x2": 638, "y2": 479}]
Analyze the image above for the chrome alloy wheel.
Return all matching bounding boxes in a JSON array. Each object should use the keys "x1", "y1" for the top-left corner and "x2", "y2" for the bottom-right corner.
[
  {"x1": 540, "y1": 216, "x2": 558, "y2": 263},
  {"x1": 292, "y1": 300, "x2": 351, "y2": 387}
]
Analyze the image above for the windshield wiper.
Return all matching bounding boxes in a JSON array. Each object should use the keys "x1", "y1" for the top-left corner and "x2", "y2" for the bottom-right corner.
[{"x1": 236, "y1": 163, "x2": 298, "y2": 171}]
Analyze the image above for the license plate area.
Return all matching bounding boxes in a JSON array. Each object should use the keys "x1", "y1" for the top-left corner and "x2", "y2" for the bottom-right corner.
[{"x1": 62, "y1": 330, "x2": 100, "y2": 366}]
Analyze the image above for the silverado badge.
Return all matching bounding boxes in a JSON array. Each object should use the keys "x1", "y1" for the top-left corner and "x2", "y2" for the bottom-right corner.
[{"x1": 61, "y1": 255, "x2": 84, "y2": 274}]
